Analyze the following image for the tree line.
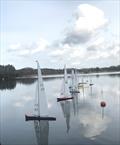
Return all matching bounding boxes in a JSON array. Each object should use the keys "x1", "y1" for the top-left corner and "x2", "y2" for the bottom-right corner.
[
  {"x1": 0, "y1": 64, "x2": 120, "y2": 80},
  {"x1": 0, "y1": 65, "x2": 16, "y2": 80}
]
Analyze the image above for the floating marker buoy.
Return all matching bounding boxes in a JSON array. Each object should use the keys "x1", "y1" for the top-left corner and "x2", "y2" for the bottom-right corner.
[{"x1": 100, "y1": 101, "x2": 106, "y2": 107}]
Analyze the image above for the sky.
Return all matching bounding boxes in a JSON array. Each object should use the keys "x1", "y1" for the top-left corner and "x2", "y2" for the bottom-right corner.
[{"x1": 0, "y1": 0, "x2": 120, "y2": 69}]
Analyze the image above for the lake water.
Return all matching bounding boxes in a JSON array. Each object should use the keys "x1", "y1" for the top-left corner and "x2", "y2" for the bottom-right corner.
[{"x1": 0, "y1": 75, "x2": 120, "y2": 145}]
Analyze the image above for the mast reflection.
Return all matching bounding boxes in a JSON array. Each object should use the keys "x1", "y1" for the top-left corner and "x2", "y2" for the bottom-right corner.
[
  {"x1": 34, "y1": 120, "x2": 49, "y2": 145},
  {"x1": 60, "y1": 101, "x2": 71, "y2": 133},
  {"x1": 72, "y1": 93, "x2": 79, "y2": 116}
]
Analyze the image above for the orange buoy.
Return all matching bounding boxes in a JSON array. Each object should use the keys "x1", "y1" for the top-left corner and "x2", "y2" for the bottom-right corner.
[{"x1": 100, "y1": 101, "x2": 106, "y2": 107}]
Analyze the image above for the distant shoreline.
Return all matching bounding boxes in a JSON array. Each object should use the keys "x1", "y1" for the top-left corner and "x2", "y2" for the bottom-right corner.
[
  {"x1": 15, "y1": 71, "x2": 120, "y2": 79},
  {"x1": 0, "y1": 64, "x2": 120, "y2": 80}
]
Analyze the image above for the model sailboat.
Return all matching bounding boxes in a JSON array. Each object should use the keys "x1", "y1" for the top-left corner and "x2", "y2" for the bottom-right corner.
[
  {"x1": 70, "y1": 69, "x2": 80, "y2": 93},
  {"x1": 89, "y1": 79, "x2": 94, "y2": 86},
  {"x1": 25, "y1": 61, "x2": 56, "y2": 121},
  {"x1": 57, "y1": 65, "x2": 73, "y2": 102},
  {"x1": 78, "y1": 78, "x2": 88, "y2": 88}
]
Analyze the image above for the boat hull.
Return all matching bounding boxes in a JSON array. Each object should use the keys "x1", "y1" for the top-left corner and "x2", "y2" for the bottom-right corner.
[
  {"x1": 57, "y1": 97, "x2": 73, "y2": 102},
  {"x1": 25, "y1": 115, "x2": 56, "y2": 121},
  {"x1": 89, "y1": 84, "x2": 94, "y2": 86},
  {"x1": 70, "y1": 90, "x2": 80, "y2": 93}
]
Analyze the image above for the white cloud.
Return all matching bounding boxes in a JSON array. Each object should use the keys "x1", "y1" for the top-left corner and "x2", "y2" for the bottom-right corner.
[
  {"x1": 92, "y1": 37, "x2": 105, "y2": 46},
  {"x1": 14, "y1": 102, "x2": 24, "y2": 107},
  {"x1": 87, "y1": 42, "x2": 120, "y2": 60},
  {"x1": 64, "y1": 4, "x2": 108, "y2": 45},
  {"x1": 48, "y1": 4, "x2": 117, "y2": 67},
  {"x1": 9, "y1": 43, "x2": 21, "y2": 50},
  {"x1": 49, "y1": 39, "x2": 120, "y2": 68},
  {"x1": 49, "y1": 43, "x2": 70, "y2": 57},
  {"x1": 69, "y1": 46, "x2": 86, "y2": 59},
  {"x1": 7, "y1": 3, "x2": 119, "y2": 68},
  {"x1": 8, "y1": 38, "x2": 48, "y2": 57},
  {"x1": 31, "y1": 38, "x2": 48, "y2": 54},
  {"x1": 50, "y1": 49, "x2": 66, "y2": 57},
  {"x1": 75, "y1": 4, "x2": 108, "y2": 31},
  {"x1": 110, "y1": 44, "x2": 120, "y2": 57},
  {"x1": 19, "y1": 49, "x2": 30, "y2": 56},
  {"x1": 71, "y1": 61, "x2": 81, "y2": 66}
]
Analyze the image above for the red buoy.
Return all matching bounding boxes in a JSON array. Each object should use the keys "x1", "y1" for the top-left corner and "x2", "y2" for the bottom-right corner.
[{"x1": 100, "y1": 101, "x2": 106, "y2": 107}]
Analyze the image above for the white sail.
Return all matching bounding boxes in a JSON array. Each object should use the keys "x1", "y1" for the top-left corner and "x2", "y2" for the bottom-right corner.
[
  {"x1": 71, "y1": 69, "x2": 74, "y2": 90},
  {"x1": 71, "y1": 69, "x2": 78, "y2": 91},
  {"x1": 71, "y1": 69, "x2": 76, "y2": 90},
  {"x1": 74, "y1": 69, "x2": 79, "y2": 90},
  {"x1": 36, "y1": 61, "x2": 48, "y2": 116},
  {"x1": 60, "y1": 79, "x2": 65, "y2": 96},
  {"x1": 60, "y1": 65, "x2": 71, "y2": 98}
]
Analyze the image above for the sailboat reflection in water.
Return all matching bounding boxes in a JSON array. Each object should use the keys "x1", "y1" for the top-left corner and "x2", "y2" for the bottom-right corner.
[
  {"x1": 25, "y1": 61, "x2": 56, "y2": 144},
  {"x1": 60, "y1": 101, "x2": 71, "y2": 133},
  {"x1": 34, "y1": 120, "x2": 49, "y2": 145},
  {"x1": 72, "y1": 93, "x2": 79, "y2": 116}
]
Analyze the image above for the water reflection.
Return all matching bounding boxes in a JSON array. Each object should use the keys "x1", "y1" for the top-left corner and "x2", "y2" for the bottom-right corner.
[
  {"x1": 90, "y1": 85, "x2": 93, "y2": 97},
  {"x1": 108, "y1": 74, "x2": 120, "y2": 77},
  {"x1": 79, "y1": 108, "x2": 110, "y2": 140},
  {"x1": 0, "y1": 77, "x2": 62, "y2": 90},
  {"x1": 34, "y1": 120, "x2": 49, "y2": 145},
  {"x1": 0, "y1": 79, "x2": 16, "y2": 90},
  {"x1": 74, "y1": 91, "x2": 110, "y2": 140},
  {"x1": 72, "y1": 93, "x2": 79, "y2": 116},
  {"x1": 60, "y1": 101, "x2": 71, "y2": 133},
  {"x1": 0, "y1": 75, "x2": 119, "y2": 145},
  {"x1": 0, "y1": 78, "x2": 36, "y2": 90},
  {"x1": 17, "y1": 78, "x2": 36, "y2": 85},
  {"x1": 101, "y1": 107, "x2": 105, "y2": 119},
  {"x1": 71, "y1": 90, "x2": 110, "y2": 140}
]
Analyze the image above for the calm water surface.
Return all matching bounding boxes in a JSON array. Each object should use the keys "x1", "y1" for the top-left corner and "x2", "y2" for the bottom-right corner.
[{"x1": 0, "y1": 75, "x2": 120, "y2": 145}]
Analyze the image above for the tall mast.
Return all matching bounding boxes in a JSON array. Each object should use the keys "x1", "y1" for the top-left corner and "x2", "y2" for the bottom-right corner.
[
  {"x1": 64, "y1": 65, "x2": 66, "y2": 94},
  {"x1": 64, "y1": 65, "x2": 67, "y2": 95},
  {"x1": 36, "y1": 61, "x2": 41, "y2": 116},
  {"x1": 71, "y1": 69, "x2": 74, "y2": 90}
]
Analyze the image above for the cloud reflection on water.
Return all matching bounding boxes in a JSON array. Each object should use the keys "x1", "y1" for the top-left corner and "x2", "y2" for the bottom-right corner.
[
  {"x1": 14, "y1": 95, "x2": 33, "y2": 108},
  {"x1": 78, "y1": 109, "x2": 110, "y2": 140},
  {"x1": 71, "y1": 89, "x2": 111, "y2": 140}
]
